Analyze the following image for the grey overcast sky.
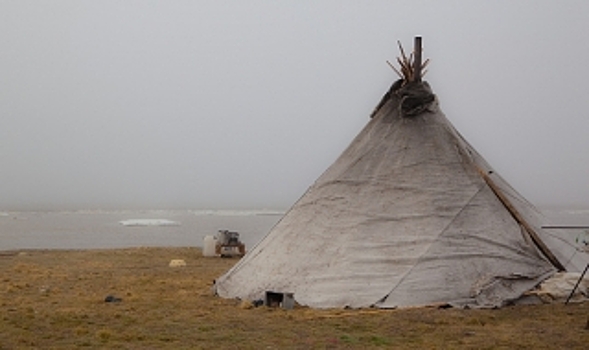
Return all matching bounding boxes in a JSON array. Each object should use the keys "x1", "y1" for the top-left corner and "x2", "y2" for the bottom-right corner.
[{"x1": 1, "y1": 1, "x2": 589, "y2": 210}]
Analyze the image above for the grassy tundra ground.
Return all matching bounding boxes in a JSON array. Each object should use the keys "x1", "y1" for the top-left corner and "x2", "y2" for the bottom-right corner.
[{"x1": 1, "y1": 247, "x2": 588, "y2": 349}]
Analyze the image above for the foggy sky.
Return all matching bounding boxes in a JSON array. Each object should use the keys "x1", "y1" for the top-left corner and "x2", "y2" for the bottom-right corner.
[{"x1": 1, "y1": 1, "x2": 589, "y2": 210}]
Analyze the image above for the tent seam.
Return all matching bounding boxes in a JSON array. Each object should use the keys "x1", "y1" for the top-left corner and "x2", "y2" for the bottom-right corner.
[{"x1": 377, "y1": 184, "x2": 486, "y2": 306}]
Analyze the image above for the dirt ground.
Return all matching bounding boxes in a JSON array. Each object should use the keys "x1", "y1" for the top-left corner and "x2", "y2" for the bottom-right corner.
[{"x1": 1, "y1": 247, "x2": 588, "y2": 349}]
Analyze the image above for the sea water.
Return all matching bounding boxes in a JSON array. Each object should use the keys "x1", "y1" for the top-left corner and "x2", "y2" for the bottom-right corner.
[
  {"x1": 0, "y1": 210, "x2": 283, "y2": 251},
  {"x1": 2, "y1": 208, "x2": 588, "y2": 252}
]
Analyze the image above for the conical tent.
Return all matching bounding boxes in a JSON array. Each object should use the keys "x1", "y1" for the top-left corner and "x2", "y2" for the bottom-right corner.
[{"x1": 215, "y1": 79, "x2": 576, "y2": 309}]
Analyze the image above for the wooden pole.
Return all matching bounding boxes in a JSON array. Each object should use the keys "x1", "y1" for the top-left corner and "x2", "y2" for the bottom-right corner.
[
  {"x1": 478, "y1": 169, "x2": 566, "y2": 271},
  {"x1": 413, "y1": 36, "x2": 422, "y2": 82},
  {"x1": 566, "y1": 263, "x2": 589, "y2": 304},
  {"x1": 541, "y1": 226, "x2": 589, "y2": 229}
]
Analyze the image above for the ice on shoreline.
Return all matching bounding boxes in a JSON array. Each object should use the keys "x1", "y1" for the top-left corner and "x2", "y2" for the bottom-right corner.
[
  {"x1": 192, "y1": 209, "x2": 285, "y2": 216},
  {"x1": 4, "y1": 209, "x2": 285, "y2": 217},
  {"x1": 119, "y1": 219, "x2": 180, "y2": 227}
]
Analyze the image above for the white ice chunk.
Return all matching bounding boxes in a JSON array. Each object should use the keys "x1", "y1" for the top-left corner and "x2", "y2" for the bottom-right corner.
[{"x1": 119, "y1": 219, "x2": 180, "y2": 227}]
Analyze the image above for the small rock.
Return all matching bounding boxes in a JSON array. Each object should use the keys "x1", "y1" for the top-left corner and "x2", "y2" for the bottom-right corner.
[
  {"x1": 39, "y1": 285, "x2": 51, "y2": 295},
  {"x1": 169, "y1": 259, "x2": 186, "y2": 267},
  {"x1": 239, "y1": 300, "x2": 254, "y2": 309},
  {"x1": 104, "y1": 295, "x2": 122, "y2": 303}
]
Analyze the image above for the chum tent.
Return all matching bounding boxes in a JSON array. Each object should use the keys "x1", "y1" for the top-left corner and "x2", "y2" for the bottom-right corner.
[{"x1": 215, "y1": 67, "x2": 587, "y2": 309}]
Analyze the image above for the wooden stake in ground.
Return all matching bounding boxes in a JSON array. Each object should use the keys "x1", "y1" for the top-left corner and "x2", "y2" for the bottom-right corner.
[{"x1": 566, "y1": 263, "x2": 589, "y2": 304}]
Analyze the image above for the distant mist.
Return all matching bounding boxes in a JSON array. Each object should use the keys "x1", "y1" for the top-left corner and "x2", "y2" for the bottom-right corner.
[{"x1": 1, "y1": 1, "x2": 589, "y2": 210}]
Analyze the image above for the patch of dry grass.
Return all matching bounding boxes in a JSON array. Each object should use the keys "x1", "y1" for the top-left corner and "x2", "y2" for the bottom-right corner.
[{"x1": 1, "y1": 247, "x2": 588, "y2": 349}]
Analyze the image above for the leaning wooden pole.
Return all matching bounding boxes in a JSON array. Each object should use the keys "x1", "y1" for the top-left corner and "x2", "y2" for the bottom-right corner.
[
  {"x1": 566, "y1": 263, "x2": 589, "y2": 304},
  {"x1": 478, "y1": 169, "x2": 566, "y2": 271},
  {"x1": 413, "y1": 36, "x2": 422, "y2": 83}
]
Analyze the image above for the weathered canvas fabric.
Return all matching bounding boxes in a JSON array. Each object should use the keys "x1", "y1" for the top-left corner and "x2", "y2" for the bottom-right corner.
[{"x1": 215, "y1": 81, "x2": 568, "y2": 309}]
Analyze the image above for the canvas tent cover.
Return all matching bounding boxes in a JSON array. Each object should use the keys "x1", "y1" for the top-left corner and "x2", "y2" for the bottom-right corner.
[{"x1": 215, "y1": 81, "x2": 586, "y2": 309}]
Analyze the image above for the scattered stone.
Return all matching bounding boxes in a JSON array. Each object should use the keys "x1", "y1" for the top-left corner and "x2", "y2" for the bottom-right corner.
[
  {"x1": 104, "y1": 295, "x2": 122, "y2": 303},
  {"x1": 39, "y1": 285, "x2": 51, "y2": 295},
  {"x1": 239, "y1": 300, "x2": 254, "y2": 309},
  {"x1": 169, "y1": 259, "x2": 186, "y2": 267}
]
